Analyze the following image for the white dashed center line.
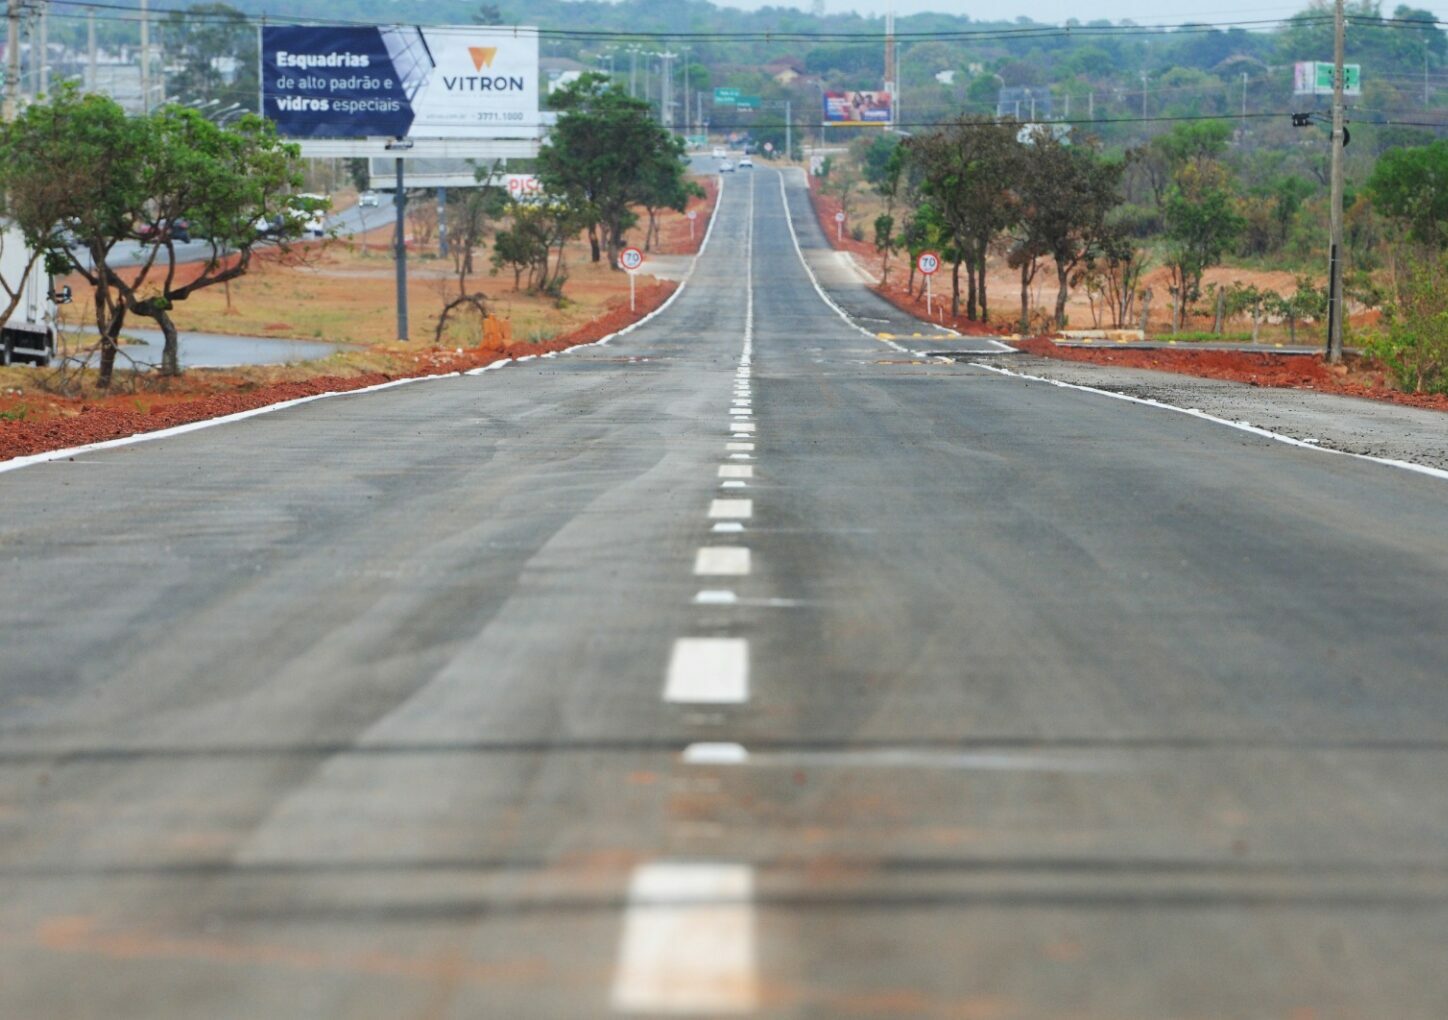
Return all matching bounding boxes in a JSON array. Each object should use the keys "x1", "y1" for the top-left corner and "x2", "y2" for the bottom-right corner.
[
  {"x1": 665, "y1": 638, "x2": 749, "y2": 703},
  {"x1": 694, "y1": 546, "x2": 751, "y2": 576},
  {"x1": 610, "y1": 862, "x2": 758, "y2": 1014},
  {"x1": 727, "y1": 442, "x2": 754, "y2": 451},
  {"x1": 718, "y1": 465, "x2": 754, "y2": 479}
]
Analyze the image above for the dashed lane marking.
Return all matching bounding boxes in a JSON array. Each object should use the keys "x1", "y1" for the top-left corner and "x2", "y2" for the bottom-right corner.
[
  {"x1": 708, "y1": 499, "x2": 753, "y2": 519},
  {"x1": 610, "y1": 862, "x2": 757, "y2": 1014},
  {"x1": 718, "y1": 465, "x2": 754, "y2": 479},
  {"x1": 664, "y1": 638, "x2": 749, "y2": 704},
  {"x1": 694, "y1": 547, "x2": 751, "y2": 576}
]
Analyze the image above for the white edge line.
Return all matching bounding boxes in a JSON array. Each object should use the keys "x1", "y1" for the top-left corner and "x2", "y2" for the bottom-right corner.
[
  {"x1": 2, "y1": 180, "x2": 727, "y2": 476},
  {"x1": 971, "y1": 359, "x2": 1448, "y2": 484},
  {"x1": 776, "y1": 168, "x2": 1013, "y2": 357}
]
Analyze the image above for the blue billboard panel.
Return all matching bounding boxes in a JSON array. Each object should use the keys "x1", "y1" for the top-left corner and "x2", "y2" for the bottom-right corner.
[{"x1": 263, "y1": 25, "x2": 540, "y2": 139}]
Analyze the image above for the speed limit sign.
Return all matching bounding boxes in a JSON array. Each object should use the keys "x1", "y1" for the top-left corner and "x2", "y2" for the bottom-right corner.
[
  {"x1": 834, "y1": 212, "x2": 846, "y2": 223},
  {"x1": 918, "y1": 251, "x2": 942, "y2": 318},
  {"x1": 620, "y1": 246, "x2": 644, "y2": 272}
]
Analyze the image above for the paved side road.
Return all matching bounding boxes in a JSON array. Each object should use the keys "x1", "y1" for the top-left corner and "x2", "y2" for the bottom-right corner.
[{"x1": 1, "y1": 167, "x2": 1447, "y2": 1018}]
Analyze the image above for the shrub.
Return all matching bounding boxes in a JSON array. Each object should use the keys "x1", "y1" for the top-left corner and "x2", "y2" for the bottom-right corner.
[{"x1": 1368, "y1": 250, "x2": 1448, "y2": 394}]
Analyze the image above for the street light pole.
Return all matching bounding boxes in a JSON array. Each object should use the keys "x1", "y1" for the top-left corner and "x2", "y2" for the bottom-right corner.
[{"x1": 1326, "y1": 0, "x2": 1346, "y2": 363}]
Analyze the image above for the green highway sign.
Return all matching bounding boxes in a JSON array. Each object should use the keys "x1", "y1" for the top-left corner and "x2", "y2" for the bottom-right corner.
[
  {"x1": 713, "y1": 88, "x2": 741, "y2": 104},
  {"x1": 735, "y1": 95, "x2": 761, "y2": 110}
]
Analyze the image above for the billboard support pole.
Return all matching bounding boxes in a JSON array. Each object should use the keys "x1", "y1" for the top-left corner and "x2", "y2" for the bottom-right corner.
[{"x1": 395, "y1": 157, "x2": 409, "y2": 341}]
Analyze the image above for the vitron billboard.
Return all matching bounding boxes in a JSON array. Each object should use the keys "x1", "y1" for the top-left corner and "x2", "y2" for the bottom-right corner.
[{"x1": 262, "y1": 25, "x2": 539, "y2": 138}]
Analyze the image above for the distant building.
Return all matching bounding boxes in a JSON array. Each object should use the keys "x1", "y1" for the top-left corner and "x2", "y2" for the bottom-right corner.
[
  {"x1": 996, "y1": 86, "x2": 1052, "y2": 120},
  {"x1": 935, "y1": 69, "x2": 956, "y2": 85}
]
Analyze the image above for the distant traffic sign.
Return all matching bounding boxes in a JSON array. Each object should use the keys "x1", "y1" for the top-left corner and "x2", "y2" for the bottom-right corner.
[
  {"x1": 686, "y1": 210, "x2": 697, "y2": 220},
  {"x1": 714, "y1": 88, "x2": 740, "y2": 104},
  {"x1": 735, "y1": 95, "x2": 761, "y2": 110},
  {"x1": 917, "y1": 251, "x2": 940, "y2": 275},
  {"x1": 620, "y1": 246, "x2": 644, "y2": 271},
  {"x1": 834, "y1": 212, "x2": 846, "y2": 223}
]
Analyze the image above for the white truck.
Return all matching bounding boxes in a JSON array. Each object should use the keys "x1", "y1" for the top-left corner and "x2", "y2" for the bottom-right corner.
[{"x1": 0, "y1": 223, "x2": 63, "y2": 367}]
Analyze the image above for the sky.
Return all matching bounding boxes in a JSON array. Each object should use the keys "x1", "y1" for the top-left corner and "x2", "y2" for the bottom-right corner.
[{"x1": 705, "y1": 0, "x2": 1448, "y2": 28}]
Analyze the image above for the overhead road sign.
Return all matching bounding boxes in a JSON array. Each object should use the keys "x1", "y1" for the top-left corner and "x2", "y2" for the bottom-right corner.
[
  {"x1": 735, "y1": 95, "x2": 761, "y2": 110},
  {"x1": 1293, "y1": 61, "x2": 1361, "y2": 97},
  {"x1": 263, "y1": 25, "x2": 541, "y2": 139},
  {"x1": 713, "y1": 88, "x2": 740, "y2": 104}
]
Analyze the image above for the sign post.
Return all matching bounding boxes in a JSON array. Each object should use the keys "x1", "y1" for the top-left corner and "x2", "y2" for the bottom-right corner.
[
  {"x1": 620, "y1": 245, "x2": 644, "y2": 311},
  {"x1": 834, "y1": 210, "x2": 845, "y2": 242},
  {"x1": 917, "y1": 250, "x2": 940, "y2": 318},
  {"x1": 687, "y1": 208, "x2": 697, "y2": 241}
]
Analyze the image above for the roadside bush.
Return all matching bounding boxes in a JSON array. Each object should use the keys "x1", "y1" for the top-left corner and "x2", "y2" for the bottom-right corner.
[{"x1": 1368, "y1": 250, "x2": 1448, "y2": 394}]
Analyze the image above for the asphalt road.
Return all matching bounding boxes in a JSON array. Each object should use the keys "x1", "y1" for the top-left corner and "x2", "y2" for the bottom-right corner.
[{"x1": 4, "y1": 167, "x2": 1448, "y2": 1018}]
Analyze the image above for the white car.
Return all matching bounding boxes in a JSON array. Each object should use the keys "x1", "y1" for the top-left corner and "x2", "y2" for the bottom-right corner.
[
  {"x1": 711, "y1": 146, "x2": 726, "y2": 158},
  {"x1": 359, "y1": 190, "x2": 380, "y2": 207},
  {"x1": 738, "y1": 156, "x2": 754, "y2": 169},
  {"x1": 718, "y1": 161, "x2": 735, "y2": 173}
]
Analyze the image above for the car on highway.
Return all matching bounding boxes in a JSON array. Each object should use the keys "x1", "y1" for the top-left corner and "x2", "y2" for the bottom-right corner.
[
  {"x1": 719, "y1": 160, "x2": 735, "y2": 173},
  {"x1": 738, "y1": 155, "x2": 754, "y2": 169},
  {"x1": 136, "y1": 218, "x2": 191, "y2": 244},
  {"x1": 359, "y1": 190, "x2": 381, "y2": 207},
  {"x1": 711, "y1": 146, "x2": 726, "y2": 158}
]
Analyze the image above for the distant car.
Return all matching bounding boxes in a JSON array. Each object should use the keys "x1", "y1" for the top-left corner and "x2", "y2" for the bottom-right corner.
[
  {"x1": 136, "y1": 218, "x2": 190, "y2": 244},
  {"x1": 711, "y1": 146, "x2": 726, "y2": 158},
  {"x1": 359, "y1": 190, "x2": 380, "y2": 207},
  {"x1": 718, "y1": 161, "x2": 735, "y2": 173},
  {"x1": 738, "y1": 156, "x2": 754, "y2": 169}
]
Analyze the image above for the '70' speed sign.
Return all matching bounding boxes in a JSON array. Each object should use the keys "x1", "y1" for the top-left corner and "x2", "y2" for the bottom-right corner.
[
  {"x1": 917, "y1": 251, "x2": 941, "y2": 276},
  {"x1": 620, "y1": 247, "x2": 645, "y2": 272}
]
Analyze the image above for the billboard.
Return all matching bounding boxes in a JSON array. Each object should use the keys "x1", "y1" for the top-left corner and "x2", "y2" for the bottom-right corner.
[
  {"x1": 1293, "y1": 61, "x2": 1362, "y2": 96},
  {"x1": 823, "y1": 90, "x2": 892, "y2": 125},
  {"x1": 263, "y1": 25, "x2": 540, "y2": 139}
]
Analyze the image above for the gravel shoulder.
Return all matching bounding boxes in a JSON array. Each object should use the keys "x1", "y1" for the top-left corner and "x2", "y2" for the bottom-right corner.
[{"x1": 979, "y1": 352, "x2": 1448, "y2": 472}]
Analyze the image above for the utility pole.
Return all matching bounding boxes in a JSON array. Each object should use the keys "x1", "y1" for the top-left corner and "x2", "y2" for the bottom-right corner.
[
  {"x1": 1140, "y1": 72, "x2": 1148, "y2": 118},
  {"x1": 37, "y1": 0, "x2": 46, "y2": 98},
  {"x1": 87, "y1": 8, "x2": 96, "y2": 91},
  {"x1": 883, "y1": 0, "x2": 895, "y2": 130},
  {"x1": 785, "y1": 98, "x2": 791, "y2": 160},
  {"x1": 4, "y1": 0, "x2": 21, "y2": 121},
  {"x1": 1326, "y1": 0, "x2": 1346, "y2": 363},
  {"x1": 139, "y1": 0, "x2": 150, "y2": 113},
  {"x1": 1240, "y1": 71, "x2": 1248, "y2": 138},
  {"x1": 395, "y1": 157, "x2": 409, "y2": 341},
  {"x1": 629, "y1": 46, "x2": 638, "y2": 99}
]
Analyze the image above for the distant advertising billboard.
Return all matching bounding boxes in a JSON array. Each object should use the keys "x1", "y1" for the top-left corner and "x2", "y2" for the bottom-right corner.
[
  {"x1": 823, "y1": 90, "x2": 892, "y2": 125},
  {"x1": 262, "y1": 25, "x2": 540, "y2": 138}
]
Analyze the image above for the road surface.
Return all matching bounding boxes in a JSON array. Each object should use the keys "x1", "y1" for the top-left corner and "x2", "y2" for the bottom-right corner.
[{"x1": 4, "y1": 167, "x2": 1448, "y2": 1018}]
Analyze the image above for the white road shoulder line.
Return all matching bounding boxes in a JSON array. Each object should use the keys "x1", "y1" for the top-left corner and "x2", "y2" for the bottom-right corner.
[
  {"x1": 694, "y1": 546, "x2": 751, "y2": 576},
  {"x1": 610, "y1": 862, "x2": 757, "y2": 1014},
  {"x1": 693, "y1": 590, "x2": 739, "y2": 605},
  {"x1": 665, "y1": 638, "x2": 750, "y2": 703},
  {"x1": 970, "y1": 360, "x2": 1448, "y2": 484}
]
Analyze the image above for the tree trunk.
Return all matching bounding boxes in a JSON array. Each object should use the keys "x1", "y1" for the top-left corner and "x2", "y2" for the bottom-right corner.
[
  {"x1": 950, "y1": 257, "x2": 961, "y2": 319},
  {"x1": 1054, "y1": 260, "x2": 1070, "y2": 328},
  {"x1": 588, "y1": 223, "x2": 601, "y2": 263},
  {"x1": 966, "y1": 255, "x2": 977, "y2": 321},
  {"x1": 1140, "y1": 288, "x2": 1153, "y2": 334},
  {"x1": 1213, "y1": 287, "x2": 1226, "y2": 334},
  {"x1": 1171, "y1": 291, "x2": 1182, "y2": 333},
  {"x1": 1251, "y1": 305, "x2": 1261, "y2": 342},
  {"x1": 1025, "y1": 260, "x2": 1036, "y2": 333},
  {"x1": 977, "y1": 239, "x2": 990, "y2": 323},
  {"x1": 1288, "y1": 314, "x2": 1297, "y2": 344},
  {"x1": 644, "y1": 210, "x2": 657, "y2": 252},
  {"x1": 907, "y1": 260, "x2": 916, "y2": 296},
  {"x1": 97, "y1": 335, "x2": 117, "y2": 390},
  {"x1": 158, "y1": 310, "x2": 180, "y2": 377}
]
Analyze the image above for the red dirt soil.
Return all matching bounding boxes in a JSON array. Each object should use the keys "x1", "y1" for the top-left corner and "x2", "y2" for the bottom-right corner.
[
  {"x1": 0, "y1": 279, "x2": 677, "y2": 462},
  {"x1": 1013, "y1": 336, "x2": 1448, "y2": 413}
]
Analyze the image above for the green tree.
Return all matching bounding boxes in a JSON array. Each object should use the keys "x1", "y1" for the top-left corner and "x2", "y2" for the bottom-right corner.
[
  {"x1": 1013, "y1": 130, "x2": 1123, "y2": 327},
  {"x1": 1163, "y1": 163, "x2": 1244, "y2": 331},
  {"x1": 539, "y1": 73, "x2": 687, "y2": 268},
  {"x1": 1368, "y1": 140, "x2": 1448, "y2": 249},
  {"x1": 159, "y1": 4, "x2": 258, "y2": 110}
]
